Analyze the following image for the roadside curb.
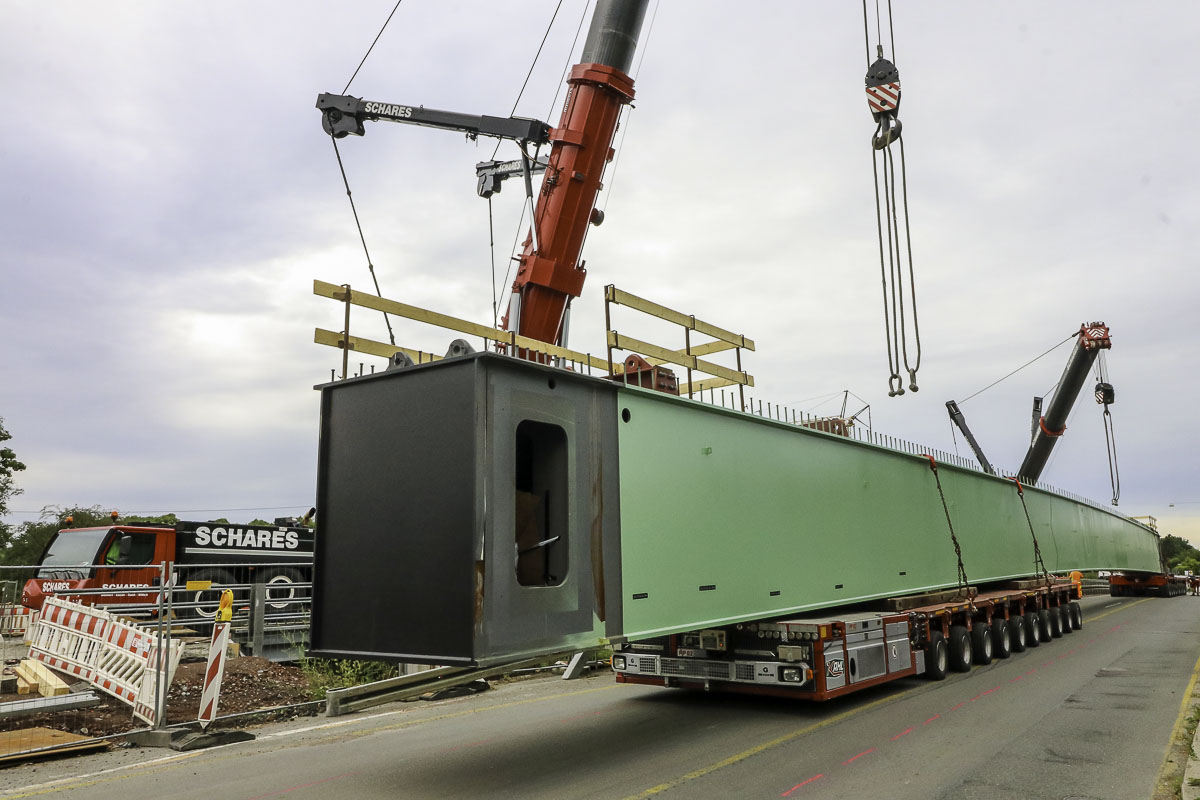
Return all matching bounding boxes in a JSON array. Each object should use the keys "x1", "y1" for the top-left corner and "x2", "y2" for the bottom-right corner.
[{"x1": 1184, "y1": 718, "x2": 1200, "y2": 800}]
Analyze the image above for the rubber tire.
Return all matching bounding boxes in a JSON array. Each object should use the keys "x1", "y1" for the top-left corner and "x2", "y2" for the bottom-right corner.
[
  {"x1": 1058, "y1": 604, "x2": 1073, "y2": 634},
  {"x1": 970, "y1": 624, "x2": 993, "y2": 666},
  {"x1": 186, "y1": 568, "x2": 235, "y2": 620},
  {"x1": 1050, "y1": 606, "x2": 1065, "y2": 637},
  {"x1": 948, "y1": 624, "x2": 973, "y2": 672},
  {"x1": 924, "y1": 633, "x2": 949, "y2": 681},
  {"x1": 1037, "y1": 609, "x2": 1054, "y2": 641},
  {"x1": 264, "y1": 568, "x2": 305, "y2": 613},
  {"x1": 991, "y1": 619, "x2": 1013, "y2": 659},
  {"x1": 1010, "y1": 615, "x2": 1027, "y2": 653},
  {"x1": 1024, "y1": 611, "x2": 1041, "y2": 648},
  {"x1": 1069, "y1": 601, "x2": 1083, "y2": 630}
]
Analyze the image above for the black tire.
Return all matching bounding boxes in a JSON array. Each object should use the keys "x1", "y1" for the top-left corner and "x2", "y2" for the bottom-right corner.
[
  {"x1": 991, "y1": 619, "x2": 1013, "y2": 659},
  {"x1": 1059, "y1": 604, "x2": 1073, "y2": 634},
  {"x1": 949, "y1": 624, "x2": 972, "y2": 672},
  {"x1": 1024, "y1": 611, "x2": 1041, "y2": 647},
  {"x1": 263, "y1": 568, "x2": 305, "y2": 614},
  {"x1": 1108, "y1": 583, "x2": 1119, "y2": 597},
  {"x1": 184, "y1": 568, "x2": 235, "y2": 620},
  {"x1": 1069, "y1": 601, "x2": 1083, "y2": 630},
  {"x1": 971, "y1": 624, "x2": 993, "y2": 666},
  {"x1": 1010, "y1": 615, "x2": 1028, "y2": 652},
  {"x1": 1047, "y1": 607, "x2": 1063, "y2": 638},
  {"x1": 924, "y1": 633, "x2": 949, "y2": 681},
  {"x1": 1038, "y1": 608, "x2": 1054, "y2": 641}
]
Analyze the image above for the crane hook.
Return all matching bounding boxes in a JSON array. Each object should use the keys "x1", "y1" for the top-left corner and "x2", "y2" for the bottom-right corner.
[{"x1": 865, "y1": 46, "x2": 901, "y2": 150}]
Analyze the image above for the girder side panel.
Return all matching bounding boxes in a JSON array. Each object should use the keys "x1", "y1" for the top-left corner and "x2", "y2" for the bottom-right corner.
[
  {"x1": 614, "y1": 391, "x2": 1161, "y2": 641},
  {"x1": 310, "y1": 362, "x2": 479, "y2": 664}
]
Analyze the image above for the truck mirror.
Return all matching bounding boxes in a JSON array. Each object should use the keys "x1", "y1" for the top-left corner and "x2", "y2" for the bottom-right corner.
[{"x1": 118, "y1": 534, "x2": 133, "y2": 564}]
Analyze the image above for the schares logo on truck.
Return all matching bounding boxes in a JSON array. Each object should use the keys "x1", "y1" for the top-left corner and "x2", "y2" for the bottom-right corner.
[
  {"x1": 193, "y1": 526, "x2": 300, "y2": 550},
  {"x1": 364, "y1": 102, "x2": 412, "y2": 118}
]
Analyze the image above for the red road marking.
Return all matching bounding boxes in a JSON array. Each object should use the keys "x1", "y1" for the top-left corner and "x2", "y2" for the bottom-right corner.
[
  {"x1": 1041, "y1": 662, "x2": 1055, "y2": 667},
  {"x1": 1025, "y1": 669, "x2": 1038, "y2": 676},
  {"x1": 1009, "y1": 675, "x2": 1024, "y2": 683},
  {"x1": 923, "y1": 714, "x2": 940, "y2": 724},
  {"x1": 890, "y1": 726, "x2": 914, "y2": 741},
  {"x1": 949, "y1": 702, "x2": 966, "y2": 712},
  {"x1": 781, "y1": 774, "x2": 824, "y2": 796},
  {"x1": 244, "y1": 773, "x2": 358, "y2": 800},
  {"x1": 842, "y1": 748, "x2": 876, "y2": 765}
]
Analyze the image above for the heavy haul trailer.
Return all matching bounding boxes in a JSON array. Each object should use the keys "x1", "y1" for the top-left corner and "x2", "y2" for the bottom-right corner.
[
  {"x1": 307, "y1": 353, "x2": 1162, "y2": 668},
  {"x1": 612, "y1": 582, "x2": 1083, "y2": 699},
  {"x1": 1109, "y1": 571, "x2": 1188, "y2": 597}
]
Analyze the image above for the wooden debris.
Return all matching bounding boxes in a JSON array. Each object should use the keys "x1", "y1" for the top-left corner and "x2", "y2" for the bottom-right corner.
[
  {"x1": 15, "y1": 675, "x2": 33, "y2": 695},
  {"x1": 0, "y1": 727, "x2": 107, "y2": 763},
  {"x1": 18, "y1": 660, "x2": 70, "y2": 697}
]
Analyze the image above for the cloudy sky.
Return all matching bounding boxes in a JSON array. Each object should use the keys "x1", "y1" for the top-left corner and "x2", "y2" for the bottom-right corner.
[{"x1": 2, "y1": 2, "x2": 1197, "y2": 542}]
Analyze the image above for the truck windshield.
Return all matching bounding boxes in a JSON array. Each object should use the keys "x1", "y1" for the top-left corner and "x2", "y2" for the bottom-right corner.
[{"x1": 36, "y1": 529, "x2": 110, "y2": 578}]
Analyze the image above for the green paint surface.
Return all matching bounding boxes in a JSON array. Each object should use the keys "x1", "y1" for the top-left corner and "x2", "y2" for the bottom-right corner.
[{"x1": 615, "y1": 388, "x2": 1161, "y2": 641}]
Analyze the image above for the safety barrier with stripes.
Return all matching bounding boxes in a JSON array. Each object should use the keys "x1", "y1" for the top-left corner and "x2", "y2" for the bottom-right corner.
[
  {"x1": 27, "y1": 598, "x2": 181, "y2": 725},
  {"x1": 0, "y1": 604, "x2": 36, "y2": 638}
]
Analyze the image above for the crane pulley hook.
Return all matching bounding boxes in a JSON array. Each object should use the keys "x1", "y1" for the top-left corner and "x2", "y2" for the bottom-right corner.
[{"x1": 866, "y1": 46, "x2": 902, "y2": 150}]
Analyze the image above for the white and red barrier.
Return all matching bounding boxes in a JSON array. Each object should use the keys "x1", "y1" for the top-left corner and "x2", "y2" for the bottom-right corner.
[
  {"x1": 27, "y1": 597, "x2": 181, "y2": 725},
  {"x1": 198, "y1": 589, "x2": 235, "y2": 728},
  {"x1": 0, "y1": 604, "x2": 37, "y2": 638}
]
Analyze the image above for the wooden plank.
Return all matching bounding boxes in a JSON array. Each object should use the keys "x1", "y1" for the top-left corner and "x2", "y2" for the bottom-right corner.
[
  {"x1": 604, "y1": 286, "x2": 755, "y2": 350},
  {"x1": 15, "y1": 675, "x2": 33, "y2": 695},
  {"x1": 21, "y1": 660, "x2": 70, "y2": 697},
  {"x1": 314, "y1": 328, "x2": 442, "y2": 364},
  {"x1": 678, "y1": 375, "x2": 740, "y2": 395},
  {"x1": 608, "y1": 332, "x2": 754, "y2": 387},
  {"x1": 0, "y1": 727, "x2": 107, "y2": 763}
]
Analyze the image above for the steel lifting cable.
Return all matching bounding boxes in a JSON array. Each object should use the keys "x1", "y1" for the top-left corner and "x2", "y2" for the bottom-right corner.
[
  {"x1": 329, "y1": 135, "x2": 397, "y2": 346},
  {"x1": 863, "y1": 0, "x2": 921, "y2": 397},
  {"x1": 923, "y1": 456, "x2": 973, "y2": 603},
  {"x1": 1008, "y1": 477, "x2": 1052, "y2": 588},
  {"x1": 1095, "y1": 352, "x2": 1120, "y2": 505}
]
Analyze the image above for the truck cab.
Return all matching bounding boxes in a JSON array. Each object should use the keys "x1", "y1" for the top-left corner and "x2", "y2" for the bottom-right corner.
[{"x1": 22, "y1": 525, "x2": 175, "y2": 610}]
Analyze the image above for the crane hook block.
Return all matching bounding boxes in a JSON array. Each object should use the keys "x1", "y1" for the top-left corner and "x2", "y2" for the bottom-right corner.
[{"x1": 866, "y1": 53, "x2": 902, "y2": 148}]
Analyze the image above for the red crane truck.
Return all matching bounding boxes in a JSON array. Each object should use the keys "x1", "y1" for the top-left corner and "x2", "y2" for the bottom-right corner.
[{"x1": 21, "y1": 519, "x2": 314, "y2": 617}]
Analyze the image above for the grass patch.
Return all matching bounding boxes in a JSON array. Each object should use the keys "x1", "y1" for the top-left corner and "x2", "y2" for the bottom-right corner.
[{"x1": 298, "y1": 656, "x2": 398, "y2": 699}]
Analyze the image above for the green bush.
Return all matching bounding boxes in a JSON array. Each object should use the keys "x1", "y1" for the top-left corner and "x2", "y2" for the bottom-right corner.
[{"x1": 299, "y1": 656, "x2": 398, "y2": 699}]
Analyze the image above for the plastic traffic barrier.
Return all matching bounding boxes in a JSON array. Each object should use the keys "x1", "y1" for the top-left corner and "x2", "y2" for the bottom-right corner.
[{"x1": 27, "y1": 597, "x2": 181, "y2": 725}]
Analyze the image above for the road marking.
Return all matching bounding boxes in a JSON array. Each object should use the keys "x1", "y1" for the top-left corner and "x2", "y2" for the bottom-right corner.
[
  {"x1": 622, "y1": 686, "x2": 919, "y2": 799},
  {"x1": 923, "y1": 714, "x2": 940, "y2": 725},
  {"x1": 841, "y1": 747, "x2": 875, "y2": 765},
  {"x1": 629, "y1": 596, "x2": 1153, "y2": 799},
  {"x1": 243, "y1": 772, "x2": 358, "y2": 800},
  {"x1": 1155, "y1": 644, "x2": 1200, "y2": 790},
  {"x1": 4, "y1": 683, "x2": 624, "y2": 798},
  {"x1": 890, "y1": 726, "x2": 914, "y2": 740},
  {"x1": 780, "y1": 774, "x2": 823, "y2": 796}
]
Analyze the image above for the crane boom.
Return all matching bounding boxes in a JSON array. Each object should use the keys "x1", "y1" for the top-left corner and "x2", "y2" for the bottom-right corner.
[
  {"x1": 502, "y1": 0, "x2": 650, "y2": 347},
  {"x1": 1017, "y1": 322, "x2": 1112, "y2": 484},
  {"x1": 316, "y1": 94, "x2": 551, "y2": 145}
]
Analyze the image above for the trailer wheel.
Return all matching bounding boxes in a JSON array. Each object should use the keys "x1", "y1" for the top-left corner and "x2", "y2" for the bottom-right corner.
[
  {"x1": 991, "y1": 619, "x2": 1012, "y2": 659},
  {"x1": 970, "y1": 624, "x2": 993, "y2": 666},
  {"x1": 948, "y1": 625, "x2": 972, "y2": 672},
  {"x1": 1069, "y1": 602, "x2": 1083, "y2": 630},
  {"x1": 1010, "y1": 616, "x2": 1027, "y2": 653},
  {"x1": 186, "y1": 569, "x2": 235, "y2": 621},
  {"x1": 264, "y1": 569, "x2": 305, "y2": 614},
  {"x1": 1058, "y1": 605, "x2": 1073, "y2": 634},
  {"x1": 1025, "y1": 611, "x2": 1042, "y2": 647},
  {"x1": 924, "y1": 633, "x2": 948, "y2": 681},
  {"x1": 1032, "y1": 609, "x2": 1051, "y2": 642}
]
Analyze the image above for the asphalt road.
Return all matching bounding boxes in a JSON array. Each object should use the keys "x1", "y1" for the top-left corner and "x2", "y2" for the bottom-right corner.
[{"x1": 4, "y1": 594, "x2": 1198, "y2": 800}]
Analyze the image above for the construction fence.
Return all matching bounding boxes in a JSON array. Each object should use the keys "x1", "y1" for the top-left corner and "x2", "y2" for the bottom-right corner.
[{"x1": 0, "y1": 561, "x2": 324, "y2": 763}]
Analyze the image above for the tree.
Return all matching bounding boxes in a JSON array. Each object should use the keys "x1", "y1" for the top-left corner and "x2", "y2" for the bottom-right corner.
[{"x1": 0, "y1": 418, "x2": 27, "y2": 555}]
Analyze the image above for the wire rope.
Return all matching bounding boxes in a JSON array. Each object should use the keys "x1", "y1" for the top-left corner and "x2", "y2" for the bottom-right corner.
[
  {"x1": 330, "y1": 136, "x2": 396, "y2": 345},
  {"x1": 959, "y1": 334, "x2": 1075, "y2": 404},
  {"x1": 343, "y1": 0, "x2": 405, "y2": 94}
]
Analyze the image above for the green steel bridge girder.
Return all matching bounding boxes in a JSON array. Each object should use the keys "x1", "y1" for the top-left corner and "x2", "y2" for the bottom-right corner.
[{"x1": 614, "y1": 387, "x2": 1160, "y2": 642}]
